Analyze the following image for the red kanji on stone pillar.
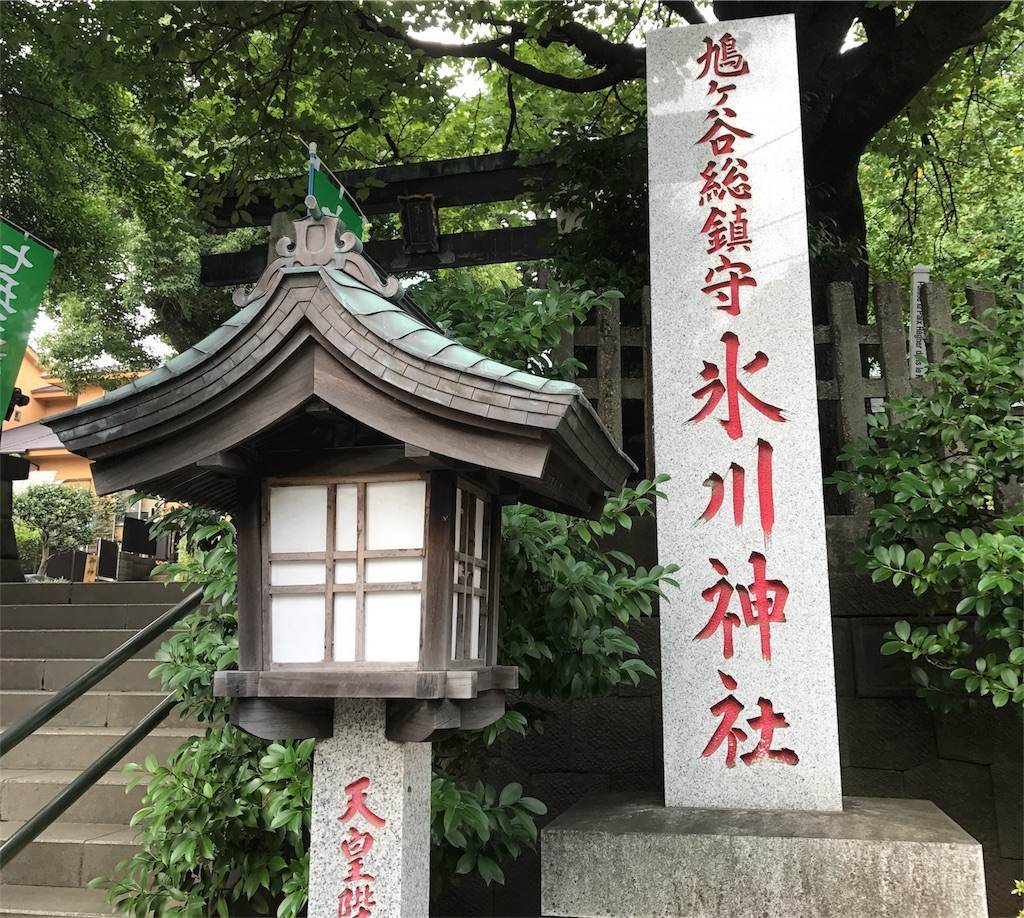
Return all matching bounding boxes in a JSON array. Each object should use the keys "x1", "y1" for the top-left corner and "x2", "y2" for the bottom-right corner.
[
  {"x1": 340, "y1": 777, "x2": 386, "y2": 829},
  {"x1": 701, "y1": 671, "x2": 748, "y2": 767},
  {"x1": 689, "y1": 333, "x2": 785, "y2": 440},
  {"x1": 338, "y1": 885, "x2": 377, "y2": 918},
  {"x1": 702, "y1": 254, "x2": 757, "y2": 315},
  {"x1": 740, "y1": 698, "x2": 799, "y2": 766},
  {"x1": 698, "y1": 439, "x2": 774, "y2": 537},
  {"x1": 736, "y1": 551, "x2": 789, "y2": 661},
  {"x1": 695, "y1": 33, "x2": 750, "y2": 78}
]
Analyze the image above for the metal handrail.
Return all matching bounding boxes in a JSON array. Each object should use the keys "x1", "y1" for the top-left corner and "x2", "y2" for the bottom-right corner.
[
  {"x1": 0, "y1": 588, "x2": 203, "y2": 756},
  {"x1": 0, "y1": 695, "x2": 179, "y2": 868}
]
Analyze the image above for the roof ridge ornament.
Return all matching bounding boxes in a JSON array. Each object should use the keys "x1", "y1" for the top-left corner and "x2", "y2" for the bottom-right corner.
[{"x1": 233, "y1": 213, "x2": 404, "y2": 307}]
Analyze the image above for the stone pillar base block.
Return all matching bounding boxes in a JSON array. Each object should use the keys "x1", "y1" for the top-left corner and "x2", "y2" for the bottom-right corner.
[{"x1": 541, "y1": 794, "x2": 987, "y2": 918}]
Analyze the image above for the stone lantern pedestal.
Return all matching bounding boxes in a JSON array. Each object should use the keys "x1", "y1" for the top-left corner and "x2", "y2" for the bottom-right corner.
[{"x1": 308, "y1": 700, "x2": 430, "y2": 918}]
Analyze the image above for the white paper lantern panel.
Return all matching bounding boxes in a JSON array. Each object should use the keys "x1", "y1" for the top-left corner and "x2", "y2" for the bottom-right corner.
[
  {"x1": 365, "y1": 480, "x2": 425, "y2": 550},
  {"x1": 364, "y1": 591, "x2": 421, "y2": 662},
  {"x1": 334, "y1": 560, "x2": 357, "y2": 584},
  {"x1": 270, "y1": 561, "x2": 325, "y2": 586},
  {"x1": 333, "y1": 594, "x2": 357, "y2": 662},
  {"x1": 474, "y1": 498, "x2": 486, "y2": 559},
  {"x1": 271, "y1": 594, "x2": 325, "y2": 663},
  {"x1": 470, "y1": 595, "x2": 481, "y2": 658},
  {"x1": 365, "y1": 557, "x2": 423, "y2": 583},
  {"x1": 270, "y1": 486, "x2": 327, "y2": 553},
  {"x1": 335, "y1": 485, "x2": 358, "y2": 552}
]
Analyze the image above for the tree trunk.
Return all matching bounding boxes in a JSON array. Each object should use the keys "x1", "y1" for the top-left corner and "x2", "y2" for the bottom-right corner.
[{"x1": 805, "y1": 150, "x2": 870, "y2": 324}]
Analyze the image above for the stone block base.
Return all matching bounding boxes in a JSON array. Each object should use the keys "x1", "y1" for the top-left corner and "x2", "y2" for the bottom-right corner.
[{"x1": 541, "y1": 794, "x2": 987, "y2": 918}]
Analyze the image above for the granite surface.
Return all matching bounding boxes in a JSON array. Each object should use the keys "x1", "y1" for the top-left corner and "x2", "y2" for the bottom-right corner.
[
  {"x1": 646, "y1": 14, "x2": 842, "y2": 811},
  {"x1": 541, "y1": 794, "x2": 988, "y2": 917},
  {"x1": 307, "y1": 699, "x2": 431, "y2": 918}
]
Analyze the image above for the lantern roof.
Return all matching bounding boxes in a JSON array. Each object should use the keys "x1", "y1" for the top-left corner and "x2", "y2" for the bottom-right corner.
[{"x1": 43, "y1": 216, "x2": 632, "y2": 516}]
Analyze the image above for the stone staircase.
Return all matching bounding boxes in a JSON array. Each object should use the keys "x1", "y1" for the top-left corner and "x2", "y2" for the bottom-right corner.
[{"x1": 0, "y1": 581, "x2": 199, "y2": 917}]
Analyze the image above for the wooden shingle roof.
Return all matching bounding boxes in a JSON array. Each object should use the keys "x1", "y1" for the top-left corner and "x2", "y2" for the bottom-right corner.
[{"x1": 44, "y1": 216, "x2": 632, "y2": 516}]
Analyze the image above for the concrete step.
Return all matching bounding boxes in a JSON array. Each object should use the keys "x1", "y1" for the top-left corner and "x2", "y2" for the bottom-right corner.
[
  {"x1": 0, "y1": 820, "x2": 137, "y2": 889},
  {"x1": 0, "y1": 883, "x2": 115, "y2": 916},
  {"x1": 0, "y1": 690, "x2": 200, "y2": 729},
  {"x1": 0, "y1": 770, "x2": 144, "y2": 825},
  {"x1": 0, "y1": 604, "x2": 170, "y2": 630},
  {"x1": 0, "y1": 582, "x2": 186, "y2": 606},
  {"x1": 0, "y1": 630, "x2": 174, "y2": 660},
  {"x1": 0, "y1": 725, "x2": 198, "y2": 770},
  {"x1": 0, "y1": 659, "x2": 160, "y2": 692}
]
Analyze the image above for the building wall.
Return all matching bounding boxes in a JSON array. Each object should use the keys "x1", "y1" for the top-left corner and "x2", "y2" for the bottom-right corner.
[
  {"x1": 6, "y1": 348, "x2": 112, "y2": 489},
  {"x1": 433, "y1": 523, "x2": 1023, "y2": 918},
  {"x1": 16, "y1": 449, "x2": 94, "y2": 489}
]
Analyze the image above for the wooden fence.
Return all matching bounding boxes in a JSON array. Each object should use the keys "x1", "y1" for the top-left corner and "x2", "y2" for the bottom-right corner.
[{"x1": 562, "y1": 277, "x2": 1000, "y2": 539}]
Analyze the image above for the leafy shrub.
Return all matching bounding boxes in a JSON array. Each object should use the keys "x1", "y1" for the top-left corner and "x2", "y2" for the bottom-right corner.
[
  {"x1": 13, "y1": 519, "x2": 42, "y2": 575},
  {"x1": 413, "y1": 274, "x2": 619, "y2": 379},
  {"x1": 831, "y1": 299, "x2": 1023, "y2": 710},
  {"x1": 13, "y1": 483, "x2": 96, "y2": 575}
]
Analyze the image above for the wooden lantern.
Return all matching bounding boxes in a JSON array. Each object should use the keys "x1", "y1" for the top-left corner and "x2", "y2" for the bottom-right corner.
[{"x1": 44, "y1": 215, "x2": 631, "y2": 740}]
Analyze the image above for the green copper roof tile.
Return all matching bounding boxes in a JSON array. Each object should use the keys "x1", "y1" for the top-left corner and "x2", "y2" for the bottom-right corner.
[
  {"x1": 334, "y1": 284, "x2": 400, "y2": 317},
  {"x1": 225, "y1": 301, "x2": 263, "y2": 326},
  {"x1": 191, "y1": 324, "x2": 237, "y2": 355},
  {"x1": 359, "y1": 309, "x2": 424, "y2": 342},
  {"x1": 471, "y1": 359, "x2": 517, "y2": 381},
  {"x1": 540, "y1": 378, "x2": 582, "y2": 394},
  {"x1": 394, "y1": 329, "x2": 452, "y2": 360},
  {"x1": 432, "y1": 344, "x2": 488, "y2": 372},
  {"x1": 163, "y1": 347, "x2": 207, "y2": 374},
  {"x1": 326, "y1": 267, "x2": 374, "y2": 292},
  {"x1": 504, "y1": 371, "x2": 550, "y2": 392}
]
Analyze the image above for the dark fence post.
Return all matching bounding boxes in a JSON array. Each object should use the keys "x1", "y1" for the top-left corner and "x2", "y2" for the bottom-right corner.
[
  {"x1": 921, "y1": 281, "x2": 954, "y2": 365},
  {"x1": 966, "y1": 286, "x2": 997, "y2": 330},
  {"x1": 873, "y1": 282, "x2": 910, "y2": 409},
  {"x1": 596, "y1": 293, "x2": 623, "y2": 447},
  {"x1": 827, "y1": 281, "x2": 871, "y2": 521}
]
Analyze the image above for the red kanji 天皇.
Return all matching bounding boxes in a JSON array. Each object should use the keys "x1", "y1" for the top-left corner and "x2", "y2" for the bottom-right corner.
[
  {"x1": 337, "y1": 777, "x2": 385, "y2": 917},
  {"x1": 340, "y1": 777, "x2": 385, "y2": 828}
]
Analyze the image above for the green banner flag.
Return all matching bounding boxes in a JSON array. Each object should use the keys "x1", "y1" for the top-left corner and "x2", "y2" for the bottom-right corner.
[
  {"x1": 1, "y1": 218, "x2": 56, "y2": 419},
  {"x1": 312, "y1": 167, "x2": 368, "y2": 240}
]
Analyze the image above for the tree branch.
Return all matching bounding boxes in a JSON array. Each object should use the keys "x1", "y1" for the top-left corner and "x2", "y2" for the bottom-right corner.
[
  {"x1": 662, "y1": 1, "x2": 708, "y2": 25},
  {"x1": 352, "y1": 9, "x2": 644, "y2": 93},
  {"x1": 820, "y1": 1, "x2": 1009, "y2": 169}
]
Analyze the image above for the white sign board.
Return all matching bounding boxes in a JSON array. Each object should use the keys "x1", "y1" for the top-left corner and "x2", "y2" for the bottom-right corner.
[{"x1": 647, "y1": 14, "x2": 842, "y2": 812}]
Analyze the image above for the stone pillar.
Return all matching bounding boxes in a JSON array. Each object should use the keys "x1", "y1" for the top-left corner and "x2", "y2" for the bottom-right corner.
[
  {"x1": 541, "y1": 15, "x2": 988, "y2": 915},
  {"x1": 307, "y1": 699, "x2": 431, "y2": 918},
  {"x1": 647, "y1": 13, "x2": 841, "y2": 813}
]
